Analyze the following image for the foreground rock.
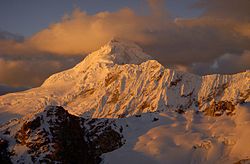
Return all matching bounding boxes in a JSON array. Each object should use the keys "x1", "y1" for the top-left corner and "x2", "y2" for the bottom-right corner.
[{"x1": 0, "y1": 106, "x2": 124, "y2": 163}]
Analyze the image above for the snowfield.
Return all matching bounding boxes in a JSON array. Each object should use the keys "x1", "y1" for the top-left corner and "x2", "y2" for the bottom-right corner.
[{"x1": 103, "y1": 104, "x2": 250, "y2": 164}]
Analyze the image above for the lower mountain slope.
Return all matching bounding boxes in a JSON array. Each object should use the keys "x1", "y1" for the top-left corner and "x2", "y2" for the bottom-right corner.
[
  {"x1": 1, "y1": 104, "x2": 250, "y2": 163},
  {"x1": 103, "y1": 103, "x2": 250, "y2": 164}
]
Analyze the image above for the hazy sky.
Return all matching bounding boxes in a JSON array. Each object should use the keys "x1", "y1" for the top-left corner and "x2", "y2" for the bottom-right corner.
[{"x1": 0, "y1": 0, "x2": 249, "y2": 90}]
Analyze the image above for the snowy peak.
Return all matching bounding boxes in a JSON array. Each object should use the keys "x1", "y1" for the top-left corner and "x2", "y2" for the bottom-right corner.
[
  {"x1": 77, "y1": 39, "x2": 153, "y2": 67},
  {"x1": 104, "y1": 39, "x2": 153, "y2": 65},
  {"x1": 41, "y1": 39, "x2": 154, "y2": 87}
]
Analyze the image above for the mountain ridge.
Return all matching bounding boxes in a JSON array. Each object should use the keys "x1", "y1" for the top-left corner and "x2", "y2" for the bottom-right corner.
[{"x1": 0, "y1": 39, "x2": 249, "y2": 124}]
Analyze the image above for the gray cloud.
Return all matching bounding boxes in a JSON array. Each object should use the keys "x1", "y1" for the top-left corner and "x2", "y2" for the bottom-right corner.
[
  {"x1": 194, "y1": 0, "x2": 250, "y2": 21},
  {"x1": 0, "y1": 30, "x2": 24, "y2": 42},
  {"x1": 191, "y1": 50, "x2": 250, "y2": 75},
  {"x1": 0, "y1": 56, "x2": 82, "y2": 87},
  {"x1": 0, "y1": 84, "x2": 28, "y2": 96}
]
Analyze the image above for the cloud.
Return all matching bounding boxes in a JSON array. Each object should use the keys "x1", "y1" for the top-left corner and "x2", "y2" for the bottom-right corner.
[
  {"x1": 191, "y1": 0, "x2": 250, "y2": 38},
  {"x1": 0, "y1": 56, "x2": 82, "y2": 87},
  {"x1": 0, "y1": 0, "x2": 249, "y2": 87},
  {"x1": 0, "y1": 8, "x2": 160, "y2": 56},
  {"x1": 191, "y1": 50, "x2": 250, "y2": 75},
  {"x1": 27, "y1": 8, "x2": 156, "y2": 55},
  {"x1": 0, "y1": 31, "x2": 24, "y2": 41},
  {"x1": 193, "y1": 0, "x2": 250, "y2": 21},
  {"x1": 3, "y1": 7, "x2": 248, "y2": 63},
  {"x1": 147, "y1": 0, "x2": 168, "y2": 17},
  {"x1": 0, "y1": 84, "x2": 28, "y2": 96}
]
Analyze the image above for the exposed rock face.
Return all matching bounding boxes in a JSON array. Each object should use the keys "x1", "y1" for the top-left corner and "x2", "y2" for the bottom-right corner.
[
  {"x1": 234, "y1": 159, "x2": 250, "y2": 164},
  {"x1": 84, "y1": 118, "x2": 125, "y2": 157},
  {"x1": 14, "y1": 106, "x2": 94, "y2": 163},
  {"x1": 1, "y1": 106, "x2": 124, "y2": 163},
  {"x1": 204, "y1": 101, "x2": 235, "y2": 116}
]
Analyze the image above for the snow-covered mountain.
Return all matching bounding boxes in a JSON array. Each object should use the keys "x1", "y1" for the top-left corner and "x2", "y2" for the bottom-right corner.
[
  {"x1": 0, "y1": 39, "x2": 249, "y2": 123},
  {"x1": 0, "y1": 39, "x2": 249, "y2": 163}
]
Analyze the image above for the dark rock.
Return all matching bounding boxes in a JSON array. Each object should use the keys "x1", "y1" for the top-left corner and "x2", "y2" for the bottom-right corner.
[
  {"x1": 234, "y1": 158, "x2": 250, "y2": 164},
  {"x1": 3, "y1": 130, "x2": 10, "y2": 135},
  {"x1": 119, "y1": 126, "x2": 123, "y2": 133},
  {"x1": 15, "y1": 106, "x2": 97, "y2": 163},
  {"x1": 175, "y1": 109, "x2": 185, "y2": 114},
  {"x1": 204, "y1": 101, "x2": 235, "y2": 116},
  {"x1": 14, "y1": 106, "x2": 124, "y2": 164},
  {"x1": 84, "y1": 118, "x2": 124, "y2": 158},
  {"x1": 0, "y1": 138, "x2": 12, "y2": 164},
  {"x1": 169, "y1": 76, "x2": 182, "y2": 87},
  {"x1": 152, "y1": 117, "x2": 159, "y2": 122}
]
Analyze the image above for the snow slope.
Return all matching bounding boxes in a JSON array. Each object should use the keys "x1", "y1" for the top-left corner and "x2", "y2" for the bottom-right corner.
[
  {"x1": 0, "y1": 39, "x2": 249, "y2": 124},
  {"x1": 103, "y1": 103, "x2": 250, "y2": 164}
]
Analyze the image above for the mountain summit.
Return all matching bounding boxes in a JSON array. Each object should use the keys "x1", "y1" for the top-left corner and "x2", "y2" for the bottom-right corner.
[
  {"x1": 81, "y1": 39, "x2": 152, "y2": 66},
  {"x1": 42, "y1": 39, "x2": 153, "y2": 87}
]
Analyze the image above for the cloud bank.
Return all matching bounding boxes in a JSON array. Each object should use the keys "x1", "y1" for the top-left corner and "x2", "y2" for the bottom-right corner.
[
  {"x1": 0, "y1": 0, "x2": 249, "y2": 87},
  {"x1": 0, "y1": 84, "x2": 28, "y2": 96}
]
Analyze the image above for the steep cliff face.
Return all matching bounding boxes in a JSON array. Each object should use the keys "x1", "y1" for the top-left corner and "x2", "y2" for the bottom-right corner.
[{"x1": 0, "y1": 39, "x2": 249, "y2": 123}]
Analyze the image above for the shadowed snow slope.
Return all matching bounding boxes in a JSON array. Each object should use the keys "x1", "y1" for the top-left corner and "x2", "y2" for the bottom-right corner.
[{"x1": 0, "y1": 39, "x2": 249, "y2": 124}]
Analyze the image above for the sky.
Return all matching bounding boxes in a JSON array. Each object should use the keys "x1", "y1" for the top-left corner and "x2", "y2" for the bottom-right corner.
[
  {"x1": 0, "y1": 0, "x2": 202, "y2": 36},
  {"x1": 0, "y1": 0, "x2": 249, "y2": 91}
]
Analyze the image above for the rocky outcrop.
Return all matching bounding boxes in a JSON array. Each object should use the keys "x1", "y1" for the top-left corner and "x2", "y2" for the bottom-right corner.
[
  {"x1": 234, "y1": 159, "x2": 250, "y2": 164},
  {"x1": 2, "y1": 106, "x2": 124, "y2": 163},
  {"x1": 14, "y1": 106, "x2": 95, "y2": 163},
  {"x1": 84, "y1": 118, "x2": 125, "y2": 157},
  {"x1": 0, "y1": 138, "x2": 12, "y2": 164},
  {"x1": 204, "y1": 101, "x2": 235, "y2": 116}
]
